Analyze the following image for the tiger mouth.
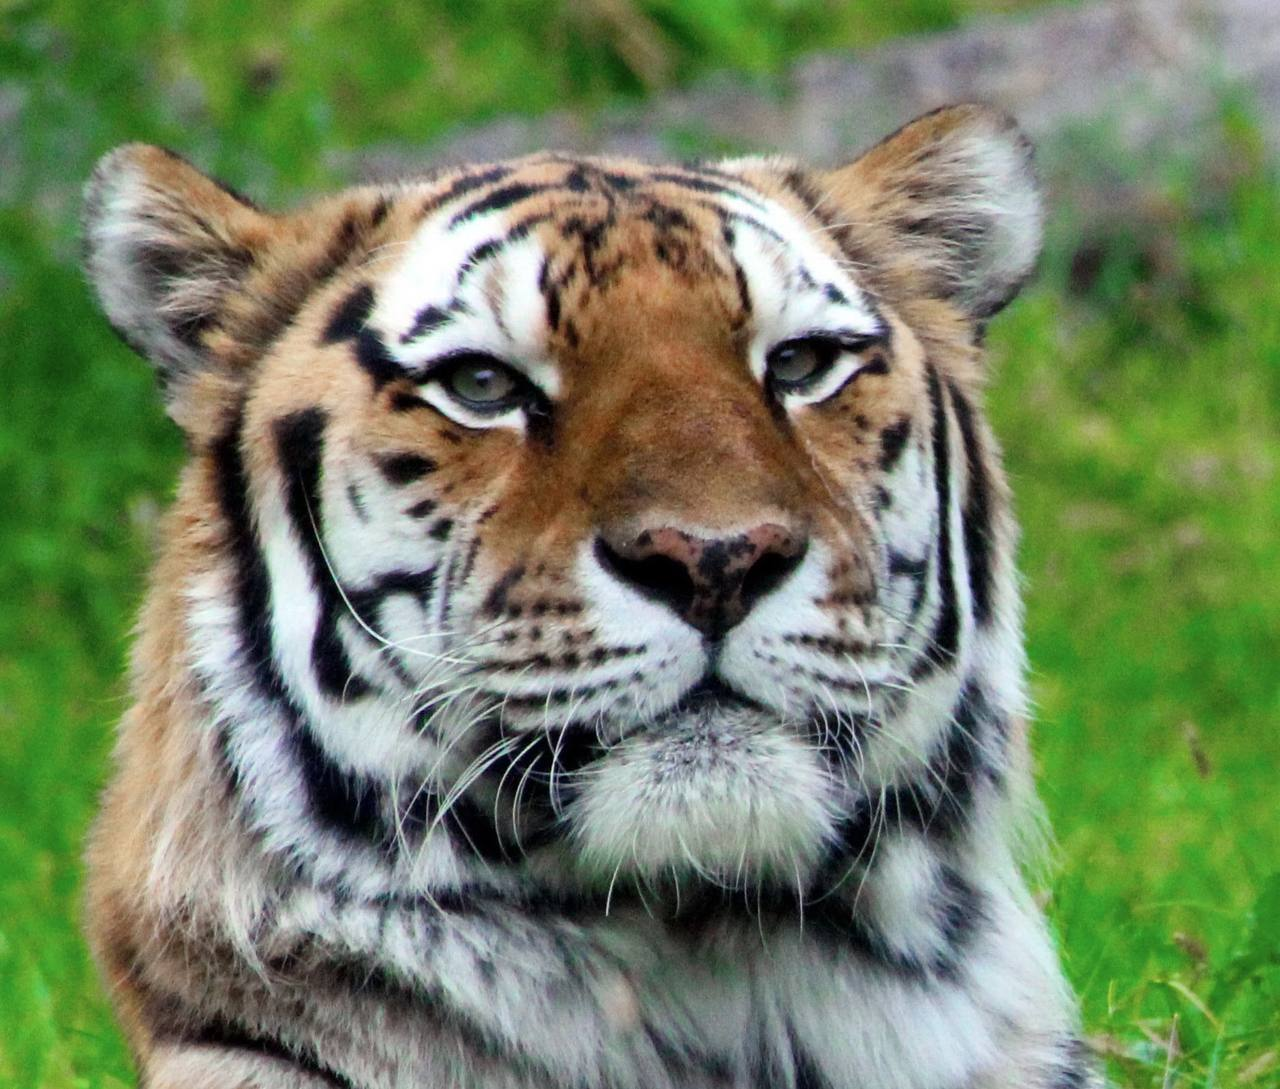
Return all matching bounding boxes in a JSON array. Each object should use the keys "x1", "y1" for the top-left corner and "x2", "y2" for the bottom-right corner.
[
  {"x1": 464, "y1": 675, "x2": 794, "y2": 843},
  {"x1": 663, "y1": 675, "x2": 763, "y2": 719},
  {"x1": 480, "y1": 675, "x2": 767, "y2": 788}
]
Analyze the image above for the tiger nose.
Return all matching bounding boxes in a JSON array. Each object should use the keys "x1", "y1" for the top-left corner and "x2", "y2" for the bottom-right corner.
[{"x1": 594, "y1": 523, "x2": 807, "y2": 639}]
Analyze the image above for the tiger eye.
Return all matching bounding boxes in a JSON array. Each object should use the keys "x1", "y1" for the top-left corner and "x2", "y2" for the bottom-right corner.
[
  {"x1": 447, "y1": 359, "x2": 519, "y2": 406},
  {"x1": 768, "y1": 338, "x2": 840, "y2": 388}
]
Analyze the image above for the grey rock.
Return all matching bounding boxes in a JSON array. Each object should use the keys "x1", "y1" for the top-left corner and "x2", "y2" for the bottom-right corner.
[{"x1": 333, "y1": 0, "x2": 1280, "y2": 216}]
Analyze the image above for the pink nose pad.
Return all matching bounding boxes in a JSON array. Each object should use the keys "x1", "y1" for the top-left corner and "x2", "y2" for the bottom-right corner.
[{"x1": 594, "y1": 523, "x2": 807, "y2": 638}]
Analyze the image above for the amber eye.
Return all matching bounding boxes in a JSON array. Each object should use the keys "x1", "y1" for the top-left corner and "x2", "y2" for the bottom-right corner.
[
  {"x1": 766, "y1": 337, "x2": 843, "y2": 392},
  {"x1": 439, "y1": 354, "x2": 523, "y2": 412}
]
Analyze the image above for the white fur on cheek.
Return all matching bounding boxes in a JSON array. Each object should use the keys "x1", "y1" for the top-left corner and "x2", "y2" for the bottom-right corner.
[{"x1": 575, "y1": 541, "x2": 705, "y2": 716}]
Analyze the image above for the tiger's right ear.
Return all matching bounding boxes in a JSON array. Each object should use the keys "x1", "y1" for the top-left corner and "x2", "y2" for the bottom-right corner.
[{"x1": 83, "y1": 145, "x2": 273, "y2": 413}]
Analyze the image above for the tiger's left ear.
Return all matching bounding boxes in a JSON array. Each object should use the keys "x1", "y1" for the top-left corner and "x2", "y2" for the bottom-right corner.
[{"x1": 820, "y1": 104, "x2": 1043, "y2": 320}]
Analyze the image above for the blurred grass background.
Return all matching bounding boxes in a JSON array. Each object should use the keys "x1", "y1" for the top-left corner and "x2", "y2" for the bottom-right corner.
[{"x1": 1, "y1": 1, "x2": 1277, "y2": 1086}]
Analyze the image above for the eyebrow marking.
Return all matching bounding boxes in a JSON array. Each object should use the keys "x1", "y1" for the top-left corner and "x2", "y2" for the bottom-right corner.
[
  {"x1": 322, "y1": 284, "x2": 375, "y2": 345},
  {"x1": 401, "y1": 305, "x2": 452, "y2": 343}
]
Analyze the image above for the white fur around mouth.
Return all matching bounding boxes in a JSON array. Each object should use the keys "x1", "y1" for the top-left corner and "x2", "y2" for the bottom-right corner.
[{"x1": 563, "y1": 700, "x2": 841, "y2": 890}]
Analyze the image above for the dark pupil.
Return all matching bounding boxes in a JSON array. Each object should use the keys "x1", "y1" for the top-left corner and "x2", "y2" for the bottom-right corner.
[
  {"x1": 452, "y1": 362, "x2": 515, "y2": 403},
  {"x1": 471, "y1": 369, "x2": 499, "y2": 395},
  {"x1": 772, "y1": 342, "x2": 826, "y2": 384}
]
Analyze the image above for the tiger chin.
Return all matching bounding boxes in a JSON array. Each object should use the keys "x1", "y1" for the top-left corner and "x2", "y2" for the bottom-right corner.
[{"x1": 82, "y1": 104, "x2": 1100, "y2": 1089}]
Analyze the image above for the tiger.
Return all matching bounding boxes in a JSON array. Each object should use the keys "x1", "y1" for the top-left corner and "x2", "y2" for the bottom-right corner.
[{"x1": 81, "y1": 103, "x2": 1099, "y2": 1089}]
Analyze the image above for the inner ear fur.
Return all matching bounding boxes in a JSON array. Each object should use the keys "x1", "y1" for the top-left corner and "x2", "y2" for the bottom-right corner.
[
  {"x1": 82, "y1": 145, "x2": 274, "y2": 405},
  {"x1": 83, "y1": 146, "x2": 393, "y2": 437},
  {"x1": 821, "y1": 104, "x2": 1043, "y2": 321}
]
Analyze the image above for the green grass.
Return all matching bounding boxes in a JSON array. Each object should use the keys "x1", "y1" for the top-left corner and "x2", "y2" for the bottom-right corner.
[
  {"x1": 992, "y1": 120, "x2": 1280, "y2": 1083},
  {"x1": 1, "y1": 1, "x2": 1277, "y2": 1086}
]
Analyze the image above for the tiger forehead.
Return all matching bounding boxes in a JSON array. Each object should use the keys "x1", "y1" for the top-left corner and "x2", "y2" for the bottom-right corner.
[
  {"x1": 370, "y1": 156, "x2": 875, "y2": 374},
  {"x1": 418, "y1": 155, "x2": 785, "y2": 236}
]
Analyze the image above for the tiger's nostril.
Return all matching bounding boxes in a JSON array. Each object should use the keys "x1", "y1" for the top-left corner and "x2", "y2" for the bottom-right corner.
[
  {"x1": 595, "y1": 524, "x2": 807, "y2": 638},
  {"x1": 740, "y1": 547, "x2": 800, "y2": 612},
  {"x1": 593, "y1": 538, "x2": 698, "y2": 621}
]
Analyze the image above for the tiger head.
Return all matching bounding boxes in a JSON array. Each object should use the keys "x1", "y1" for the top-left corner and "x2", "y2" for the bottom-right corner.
[{"x1": 84, "y1": 105, "x2": 1040, "y2": 906}]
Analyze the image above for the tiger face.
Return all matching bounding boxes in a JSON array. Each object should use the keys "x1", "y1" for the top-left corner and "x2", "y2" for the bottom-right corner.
[{"x1": 84, "y1": 106, "x2": 1040, "y2": 905}]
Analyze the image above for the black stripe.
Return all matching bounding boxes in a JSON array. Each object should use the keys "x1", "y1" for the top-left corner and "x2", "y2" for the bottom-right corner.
[
  {"x1": 544, "y1": 285, "x2": 561, "y2": 331},
  {"x1": 344, "y1": 568, "x2": 438, "y2": 618},
  {"x1": 930, "y1": 864, "x2": 986, "y2": 979},
  {"x1": 877, "y1": 417, "x2": 911, "y2": 471},
  {"x1": 210, "y1": 413, "x2": 398, "y2": 851},
  {"x1": 641, "y1": 1025, "x2": 736, "y2": 1088},
  {"x1": 947, "y1": 379, "x2": 996, "y2": 626},
  {"x1": 1049, "y1": 1038, "x2": 1096, "y2": 1089},
  {"x1": 482, "y1": 563, "x2": 526, "y2": 616},
  {"x1": 829, "y1": 679, "x2": 995, "y2": 862},
  {"x1": 354, "y1": 327, "x2": 403, "y2": 388},
  {"x1": 788, "y1": 1027, "x2": 831, "y2": 1089},
  {"x1": 149, "y1": 1005, "x2": 357, "y2": 1086},
  {"x1": 857, "y1": 356, "x2": 891, "y2": 380},
  {"x1": 210, "y1": 408, "x2": 287, "y2": 806},
  {"x1": 779, "y1": 168, "x2": 828, "y2": 220},
  {"x1": 375, "y1": 451, "x2": 437, "y2": 486},
  {"x1": 390, "y1": 391, "x2": 427, "y2": 413},
  {"x1": 801, "y1": 863, "x2": 985, "y2": 982},
  {"x1": 274, "y1": 409, "x2": 374, "y2": 701},
  {"x1": 912, "y1": 365, "x2": 960, "y2": 678},
  {"x1": 459, "y1": 537, "x2": 484, "y2": 593},
  {"x1": 449, "y1": 181, "x2": 548, "y2": 227},
  {"x1": 308, "y1": 212, "x2": 366, "y2": 292},
  {"x1": 894, "y1": 534, "x2": 933, "y2": 626},
  {"x1": 212, "y1": 410, "x2": 283, "y2": 706},
  {"x1": 642, "y1": 201, "x2": 694, "y2": 233},
  {"x1": 649, "y1": 170, "x2": 768, "y2": 211},
  {"x1": 417, "y1": 165, "x2": 512, "y2": 220},
  {"x1": 322, "y1": 284, "x2": 374, "y2": 344},
  {"x1": 401, "y1": 304, "x2": 452, "y2": 343},
  {"x1": 455, "y1": 213, "x2": 552, "y2": 288},
  {"x1": 714, "y1": 205, "x2": 788, "y2": 249},
  {"x1": 888, "y1": 551, "x2": 927, "y2": 579},
  {"x1": 892, "y1": 679, "x2": 994, "y2": 835},
  {"x1": 345, "y1": 482, "x2": 368, "y2": 522},
  {"x1": 299, "y1": 729, "x2": 377, "y2": 845},
  {"x1": 721, "y1": 222, "x2": 753, "y2": 320},
  {"x1": 441, "y1": 794, "x2": 518, "y2": 863}
]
